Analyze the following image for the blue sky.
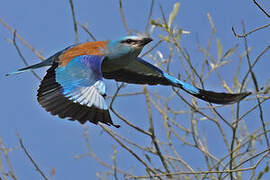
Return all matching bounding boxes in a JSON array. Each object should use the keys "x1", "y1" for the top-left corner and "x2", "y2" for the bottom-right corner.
[{"x1": 1, "y1": 0, "x2": 270, "y2": 179}]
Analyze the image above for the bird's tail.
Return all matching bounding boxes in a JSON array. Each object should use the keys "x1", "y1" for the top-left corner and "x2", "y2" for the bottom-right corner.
[
  {"x1": 6, "y1": 59, "x2": 52, "y2": 76},
  {"x1": 164, "y1": 73, "x2": 251, "y2": 104},
  {"x1": 184, "y1": 87, "x2": 251, "y2": 104}
]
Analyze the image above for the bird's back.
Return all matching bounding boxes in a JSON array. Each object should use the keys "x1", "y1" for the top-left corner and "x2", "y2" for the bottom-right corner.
[{"x1": 57, "y1": 41, "x2": 108, "y2": 66}]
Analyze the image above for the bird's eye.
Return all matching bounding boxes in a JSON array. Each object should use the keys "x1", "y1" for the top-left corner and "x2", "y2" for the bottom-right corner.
[
  {"x1": 121, "y1": 39, "x2": 136, "y2": 44},
  {"x1": 126, "y1": 39, "x2": 133, "y2": 43}
]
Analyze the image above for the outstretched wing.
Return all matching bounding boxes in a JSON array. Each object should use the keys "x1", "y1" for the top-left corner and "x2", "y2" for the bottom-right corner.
[
  {"x1": 37, "y1": 55, "x2": 119, "y2": 127},
  {"x1": 102, "y1": 57, "x2": 172, "y2": 85},
  {"x1": 102, "y1": 57, "x2": 250, "y2": 104}
]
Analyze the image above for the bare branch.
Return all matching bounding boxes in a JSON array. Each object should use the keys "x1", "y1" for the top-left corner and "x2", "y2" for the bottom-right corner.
[
  {"x1": 77, "y1": 22, "x2": 97, "y2": 41},
  {"x1": 232, "y1": 23, "x2": 270, "y2": 38},
  {"x1": 0, "y1": 17, "x2": 44, "y2": 60},
  {"x1": 99, "y1": 124, "x2": 159, "y2": 178},
  {"x1": 17, "y1": 134, "x2": 49, "y2": 180},
  {"x1": 68, "y1": 0, "x2": 79, "y2": 43},
  {"x1": 241, "y1": 22, "x2": 269, "y2": 148},
  {"x1": 144, "y1": 0, "x2": 155, "y2": 33},
  {"x1": 12, "y1": 31, "x2": 42, "y2": 81},
  {"x1": 144, "y1": 86, "x2": 171, "y2": 176},
  {"x1": 119, "y1": 0, "x2": 131, "y2": 34},
  {"x1": 0, "y1": 137, "x2": 17, "y2": 180},
  {"x1": 253, "y1": 0, "x2": 270, "y2": 18}
]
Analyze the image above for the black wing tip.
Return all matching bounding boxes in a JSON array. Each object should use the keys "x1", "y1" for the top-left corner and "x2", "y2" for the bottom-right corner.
[
  {"x1": 111, "y1": 124, "x2": 121, "y2": 128},
  {"x1": 74, "y1": 114, "x2": 121, "y2": 128},
  {"x1": 39, "y1": 95, "x2": 120, "y2": 128},
  {"x1": 74, "y1": 117, "x2": 121, "y2": 128}
]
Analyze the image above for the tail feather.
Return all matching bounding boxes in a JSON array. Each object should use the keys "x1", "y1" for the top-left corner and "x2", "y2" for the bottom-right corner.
[
  {"x1": 166, "y1": 74, "x2": 251, "y2": 104},
  {"x1": 6, "y1": 59, "x2": 53, "y2": 76},
  {"x1": 179, "y1": 82, "x2": 251, "y2": 104},
  {"x1": 189, "y1": 88, "x2": 251, "y2": 104}
]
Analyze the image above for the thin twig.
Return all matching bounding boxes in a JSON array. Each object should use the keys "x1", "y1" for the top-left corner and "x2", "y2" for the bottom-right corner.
[
  {"x1": 76, "y1": 126, "x2": 131, "y2": 176},
  {"x1": 130, "y1": 157, "x2": 269, "y2": 180},
  {"x1": 143, "y1": 87, "x2": 171, "y2": 176},
  {"x1": 17, "y1": 134, "x2": 49, "y2": 180},
  {"x1": 110, "y1": 107, "x2": 152, "y2": 136},
  {"x1": 68, "y1": 0, "x2": 78, "y2": 43},
  {"x1": 232, "y1": 23, "x2": 270, "y2": 38},
  {"x1": 0, "y1": 137, "x2": 17, "y2": 180},
  {"x1": 12, "y1": 31, "x2": 42, "y2": 81},
  {"x1": 230, "y1": 22, "x2": 269, "y2": 180},
  {"x1": 0, "y1": 17, "x2": 44, "y2": 60},
  {"x1": 239, "y1": 96, "x2": 270, "y2": 121},
  {"x1": 141, "y1": 40, "x2": 163, "y2": 57},
  {"x1": 242, "y1": 23, "x2": 269, "y2": 148},
  {"x1": 253, "y1": 0, "x2": 270, "y2": 18},
  {"x1": 172, "y1": 88, "x2": 219, "y2": 124},
  {"x1": 159, "y1": 4, "x2": 168, "y2": 28},
  {"x1": 222, "y1": 149, "x2": 269, "y2": 179},
  {"x1": 108, "y1": 91, "x2": 144, "y2": 98},
  {"x1": 0, "y1": 154, "x2": 8, "y2": 180},
  {"x1": 109, "y1": 83, "x2": 152, "y2": 136},
  {"x1": 99, "y1": 124, "x2": 158, "y2": 178},
  {"x1": 199, "y1": 12, "x2": 216, "y2": 83},
  {"x1": 144, "y1": 0, "x2": 155, "y2": 33},
  {"x1": 77, "y1": 23, "x2": 97, "y2": 41},
  {"x1": 107, "y1": 127, "x2": 155, "y2": 154},
  {"x1": 112, "y1": 146, "x2": 119, "y2": 180},
  {"x1": 119, "y1": 0, "x2": 131, "y2": 34}
]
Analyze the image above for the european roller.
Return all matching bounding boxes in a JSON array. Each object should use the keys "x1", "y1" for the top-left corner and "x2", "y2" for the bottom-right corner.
[{"x1": 7, "y1": 35, "x2": 251, "y2": 128}]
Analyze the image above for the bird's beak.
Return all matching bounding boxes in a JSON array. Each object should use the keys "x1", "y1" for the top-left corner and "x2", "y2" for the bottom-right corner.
[{"x1": 139, "y1": 37, "x2": 153, "y2": 46}]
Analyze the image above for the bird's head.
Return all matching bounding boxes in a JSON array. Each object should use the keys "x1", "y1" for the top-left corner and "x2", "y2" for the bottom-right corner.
[{"x1": 105, "y1": 35, "x2": 152, "y2": 59}]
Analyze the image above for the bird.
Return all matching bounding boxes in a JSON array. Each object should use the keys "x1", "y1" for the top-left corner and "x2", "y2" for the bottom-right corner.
[{"x1": 6, "y1": 35, "x2": 251, "y2": 128}]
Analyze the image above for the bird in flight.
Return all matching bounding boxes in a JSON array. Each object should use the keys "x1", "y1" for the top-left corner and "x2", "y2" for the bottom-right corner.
[{"x1": 7, "y1": 35, "x2": 251, "y2": 128}]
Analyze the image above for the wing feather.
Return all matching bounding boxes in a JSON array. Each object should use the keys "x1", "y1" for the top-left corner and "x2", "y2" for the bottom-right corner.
[
  {"x1": 37, "y1": 55, "x2": 120, "y2": 127},
  {"x1": 102, "y1": 57, "x2": 172, "y2": 86}
]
